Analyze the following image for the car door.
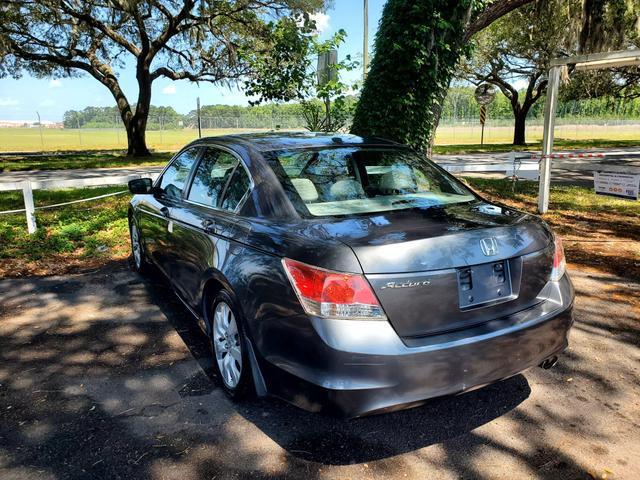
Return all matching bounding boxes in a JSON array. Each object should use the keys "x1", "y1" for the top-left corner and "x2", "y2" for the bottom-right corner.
[
  {"x1": 137, "y1": 146, "x2": 201, "y2": 277},
  {"x1": 169, "y1": 146, "x2": 253, "y2": 309}
]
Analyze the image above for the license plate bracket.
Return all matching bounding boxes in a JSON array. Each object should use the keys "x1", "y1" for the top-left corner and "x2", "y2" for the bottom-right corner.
[{"x1": 457, "y1": 260, "x2": 513, "y2": 309}]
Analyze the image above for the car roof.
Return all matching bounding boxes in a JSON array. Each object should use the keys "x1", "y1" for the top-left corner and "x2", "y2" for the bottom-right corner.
[{"x1": 188, "y1": 131, "x2": 403, "y2": 152}]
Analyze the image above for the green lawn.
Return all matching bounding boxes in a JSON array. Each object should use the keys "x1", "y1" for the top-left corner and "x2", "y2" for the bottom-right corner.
[
  {"x1": 0, "y1": 186, "x2": 132, "y2": 277},
  {"x1": 1, "y1": 179, "x2": 638, "y2": 279},
  {"x1": 1, "y1": 123, "x2": 638, "y2": 156},
  {"x1": 0, "y1": 127, "x2": 271, "y2": 153},
  {"x1": 465, "y1": 177, "x2": 640, "y2": 217}
]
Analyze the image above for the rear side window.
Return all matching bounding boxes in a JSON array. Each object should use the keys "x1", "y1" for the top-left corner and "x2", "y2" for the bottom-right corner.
[
  {"x1": 188, "y1": 148, "x2": 239, "y2": 208},
  {"x1": 221, "y1": 166, "x2": 251, "y2": 211},
  {"x1": 159, "y1": 148, "x2": 200, "y2": 199}
]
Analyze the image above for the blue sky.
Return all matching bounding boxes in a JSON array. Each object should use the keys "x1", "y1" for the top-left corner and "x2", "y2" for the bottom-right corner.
[{"x1": 0, "y1": 1, "x2": 386, "y2": 122}]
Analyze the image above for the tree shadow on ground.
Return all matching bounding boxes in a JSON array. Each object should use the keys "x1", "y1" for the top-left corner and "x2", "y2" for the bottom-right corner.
[
  {"x1": 140, "y1": 262, "x2": 533, "y2": 465},
  {"x1": 1, "y1": 260, "x2": 634, "y2": 479}
]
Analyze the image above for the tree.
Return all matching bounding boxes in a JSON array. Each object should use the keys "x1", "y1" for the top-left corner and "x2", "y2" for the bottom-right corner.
[
  {"x1": 462, "y1": 0, "x2": 640, "y2": 144},
  {"x1": 350, "y1": 0, "x2": 536, "y2": 153},
  {"x1": 0, "y1": 0, "x2": 323, "y2": 156},
  {"x1": 351, "y1": 0, "x2": 639, "y2": 152},
  {"x1": 245, "y1": 28, "x2": 358, "y2": 132},
  {"x1": 564, "y1": 0, "x2": 640, "y2": 101},
  {"x1": 459, "y1": 1, "x2": 581, "y2": 145}
]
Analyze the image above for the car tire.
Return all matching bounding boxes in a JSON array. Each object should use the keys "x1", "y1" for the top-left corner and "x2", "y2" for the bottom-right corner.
[
  {"x1": 208, "y1": 290, "x2": 253, "y2": 399},
  {"x1": 129, "y1": 218, "x2": 149, "y2": 275}
]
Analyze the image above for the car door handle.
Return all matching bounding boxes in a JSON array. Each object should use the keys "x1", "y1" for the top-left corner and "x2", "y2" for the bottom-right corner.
[
  {"x1": 160, "y1": 206, "x2": 170, "y2": 217},
  {"x1": 201, "y1": 219, "x2": 215, "y2": 233}
]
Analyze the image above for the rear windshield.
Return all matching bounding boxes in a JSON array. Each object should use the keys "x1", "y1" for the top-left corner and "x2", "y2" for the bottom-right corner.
[{"x1": 264, "y1": 147, "x2": 477, "y2": 217}]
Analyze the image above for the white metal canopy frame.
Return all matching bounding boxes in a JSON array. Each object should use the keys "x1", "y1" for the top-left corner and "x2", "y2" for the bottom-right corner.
[{"x1": 537, "y1": 48, "x2": 640, "y2": 213}]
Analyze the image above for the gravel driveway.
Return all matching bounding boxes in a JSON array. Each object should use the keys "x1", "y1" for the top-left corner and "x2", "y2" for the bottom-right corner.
[{"x1": 0, "y1": 261, "x2": 638, "y2": 479}]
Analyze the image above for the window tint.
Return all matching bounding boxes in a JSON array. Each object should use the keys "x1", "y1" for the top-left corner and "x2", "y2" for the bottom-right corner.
[
  {"x1": 221, "y1": 165, "x2": 251, "y2": 211},
  {"x1": 159, "y1": 148, "x2": 199, "y2": 200},
  {"x1": 188, "y1": 148, "x2": 238, "y2": 207}
]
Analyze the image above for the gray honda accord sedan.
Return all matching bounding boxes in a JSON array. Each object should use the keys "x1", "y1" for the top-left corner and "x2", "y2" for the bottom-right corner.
[{"x1": 128, "y1": 132, "x2": 574, "y2": 417}]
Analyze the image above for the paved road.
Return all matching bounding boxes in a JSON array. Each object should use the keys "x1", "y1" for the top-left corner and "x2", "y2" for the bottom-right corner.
[
  {"x1": 1, "y1": 148, "x2": 639, "y2": 186},
  {"x1": 0, "y1": 261, "x2": 638, "y2": 479}
]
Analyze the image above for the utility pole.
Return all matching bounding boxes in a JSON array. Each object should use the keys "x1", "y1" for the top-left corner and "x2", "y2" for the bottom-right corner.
[
  {"x1": 35, "y1": 111, "x2": 44, "y2": 150},
  {"x1": 363, "y1": 0, "x2": 369, "y2": 81},
  {"x1": 196, "y1": 97, "x2": 202, "y2": 138}
]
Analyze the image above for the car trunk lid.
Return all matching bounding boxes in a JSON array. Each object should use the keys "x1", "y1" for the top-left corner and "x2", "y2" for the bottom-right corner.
[{"x1": 315, "y1": 203, "x2": 554, "y2": 337}]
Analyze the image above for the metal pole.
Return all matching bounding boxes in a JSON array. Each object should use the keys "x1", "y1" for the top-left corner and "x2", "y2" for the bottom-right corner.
[
  {"x1": 36, "y1": 111, "x2": 44, "y2": 150},
  {"x1": 116, "y1": 114, "x2": 120, "y2": 145},
  {"x1": 22, "y1": 180, "x2": 37, "y2": 234},
  {"x1": 363, "y1": 0, "x2": 369, "y2": 81},
  {"x1": 197, "y1": 97, "x2": 202, "y2": 138},
  {"x1": 76, "y1": 115, "x2": 82, "y2": 146},
  {"x1": 538, "y1": 66, "x2": 561, "y2": 214}
]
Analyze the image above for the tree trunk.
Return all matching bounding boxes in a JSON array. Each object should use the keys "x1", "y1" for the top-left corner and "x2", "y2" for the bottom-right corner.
[
  {"x1": 427, "y1": 87, "x2": 448, "y2": 156},
  {"x1": 126, "y1": 62, "x2": 153, "y2": 157},
  {"x1": 513, "y1": 111, "x2": 527, "y2": 145},
  {"x1": 126, "y1": 116, "x2": 151, "y2": 157},
  {"x1": 350, "y1": 0, "x2": 474, "y2": 153},
  {"x1": 351, "y1": 0, "x2": 539, "y2": 152}
]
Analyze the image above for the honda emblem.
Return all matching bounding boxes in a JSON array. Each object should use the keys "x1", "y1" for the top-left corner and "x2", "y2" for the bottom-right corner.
[{"x1": 480, "y1": 237, "x2": 499, "y2": 256}]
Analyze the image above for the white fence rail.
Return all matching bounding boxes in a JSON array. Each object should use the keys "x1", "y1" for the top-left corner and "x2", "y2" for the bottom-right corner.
[{"x1": 0, "y1": 173, "x2": 160, "y2": 233}]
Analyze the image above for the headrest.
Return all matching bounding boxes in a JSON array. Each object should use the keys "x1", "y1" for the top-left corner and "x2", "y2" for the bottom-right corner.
[
  {"x1": 379, "y1": 168, "x2": 417, "y2": 192},
  {"x1": 329, "y1": 179, "x2": 365, "y2": 200},
  {"x1": 290, "y1": 177, "x2": 319, "y2": 203}
]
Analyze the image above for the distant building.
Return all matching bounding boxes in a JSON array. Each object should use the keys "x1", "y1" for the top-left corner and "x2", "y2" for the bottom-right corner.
[{"x1": 0, "y1": 120, "x2": 63, "y2": 128}]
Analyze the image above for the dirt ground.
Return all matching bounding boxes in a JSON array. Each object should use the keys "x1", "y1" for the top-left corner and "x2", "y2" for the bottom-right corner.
[{"x1": 0, "y1": 260, "x2": 638, "y2": 480}]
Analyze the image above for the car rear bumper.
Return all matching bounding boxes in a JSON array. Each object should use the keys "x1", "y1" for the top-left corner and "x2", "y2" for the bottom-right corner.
[{"x1": 258, "y1": 275, "x2": 574, "y2": 418}]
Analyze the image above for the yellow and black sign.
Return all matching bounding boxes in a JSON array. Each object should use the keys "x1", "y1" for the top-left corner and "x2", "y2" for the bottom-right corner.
[{"x1": 480, "y1": 105, "x2": 487, "y2": 125}]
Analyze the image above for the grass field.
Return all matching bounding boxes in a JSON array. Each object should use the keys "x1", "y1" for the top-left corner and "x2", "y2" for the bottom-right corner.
[
  {"x1": 1, "y1": 179, "x2": 638, "y2": 279},
  {"x1": 2, "y1": 122, "x2": 639, "y2": 153},
  {"x1": 0, "y1": 127, "x2": 269, "y2": 153}
]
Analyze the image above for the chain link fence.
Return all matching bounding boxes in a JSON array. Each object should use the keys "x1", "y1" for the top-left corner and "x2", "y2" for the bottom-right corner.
[{"x1": 2, "y1": 114, "x2": 639, "y2": 153}]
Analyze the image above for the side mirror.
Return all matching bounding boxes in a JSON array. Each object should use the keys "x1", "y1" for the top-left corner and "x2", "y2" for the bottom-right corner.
[{"x1": 128, "y1": 177, "x2": 153, "y2": 194}]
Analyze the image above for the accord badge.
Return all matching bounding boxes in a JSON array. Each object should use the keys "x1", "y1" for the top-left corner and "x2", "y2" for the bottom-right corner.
[{"x1": 380, "y1": 280, "x2": 431, "y2": 290}]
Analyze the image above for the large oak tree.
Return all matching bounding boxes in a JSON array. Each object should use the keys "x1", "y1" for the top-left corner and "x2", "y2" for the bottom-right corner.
[
  {"x1": 0, "y1": 0, "x2": 322, "y2": 156},
  {"x1": 460, "y1": 1, "x2": 582, "y2": 145},
  {"x1": 351, "y1": 0, "x2": 639, "y2": 152},
  {"x1": 350, "y1": 0, "x2": 534, "y2": 152}
]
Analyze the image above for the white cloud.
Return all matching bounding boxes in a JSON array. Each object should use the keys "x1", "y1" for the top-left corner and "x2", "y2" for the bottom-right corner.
[
  {"x1": 39, "y1": 99, "x2": 56, "y2": 107},
  {"x1": 0, "y1": 97, "x2": 19, "y2": 107},
  {"x1": 162, "y1": 84, "x2": 177, "y2": 95},
  {"x1": 49, "y1": 79, "x2": 62, "y2": 88},
  {"x1": 310, "y1": 12, "x2": 330, "y2": 34}
]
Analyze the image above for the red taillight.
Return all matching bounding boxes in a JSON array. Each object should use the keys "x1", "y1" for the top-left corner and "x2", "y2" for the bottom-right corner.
[
  {"x1": 551, "y1": 236, "x2": 566, "y2": 281},
  {"x1": 282, "y1": 258, "x2": 385, "y2": 319}
]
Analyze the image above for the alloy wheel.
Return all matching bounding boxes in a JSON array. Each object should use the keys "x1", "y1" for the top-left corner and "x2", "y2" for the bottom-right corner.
[
  {"x1": 131, "y1": 223, "x2": 142, "y2": 269},
  {"x1": 213, "y1": 301, "x2": 243, "y2": 389}
]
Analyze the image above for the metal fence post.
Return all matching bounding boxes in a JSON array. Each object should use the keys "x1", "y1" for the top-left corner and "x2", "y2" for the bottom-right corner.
[
  {"x1": 538, "y1": 66, "x2": 561, "y2": 214},
  {"x1": 22, "y1": 180, "x2": 37, "y2": 234}
]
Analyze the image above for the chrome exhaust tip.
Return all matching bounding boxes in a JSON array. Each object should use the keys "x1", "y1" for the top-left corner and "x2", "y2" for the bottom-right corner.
[{"x1": 539, "y1": 356, "x2": 559, "y2": 369}]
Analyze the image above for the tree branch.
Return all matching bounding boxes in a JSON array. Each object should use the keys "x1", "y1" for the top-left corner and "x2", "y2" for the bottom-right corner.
[
  {"x1": 59, "y1": 1, "x2": 141, "y2": 56},
  {"x1": 465, "y1": 0, "x2": 535, "y2": 41}
]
